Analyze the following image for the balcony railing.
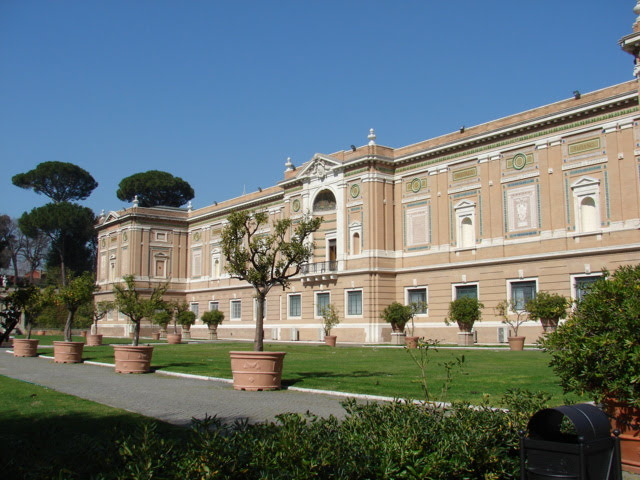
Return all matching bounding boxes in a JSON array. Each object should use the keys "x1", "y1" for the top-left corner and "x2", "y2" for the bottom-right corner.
[{"x1": 300, "y1": 261, "x2": 338, "y2": 275}]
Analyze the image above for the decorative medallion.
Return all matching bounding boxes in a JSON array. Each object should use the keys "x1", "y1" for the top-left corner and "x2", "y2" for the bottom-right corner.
[
  {"x1": 122, "y1": 231, "x2": 128, "y2": 242},
  {"x1": 100, "y1": 238, "x2": 106, "y2": 248},
  {"x1": 292, "y1": 199, "x2": 301, "y2": 212},
  {"x1": 193, "y1": 231, "x2": 201, "y2": 242},
  {"x1": 410, "y1": 178, "x2": 422, "y2": 193},
  {"x1": 512, "y1": 153, "x2": 527, "y2": 170},
  {"x1": 350, "y1": 184, "x2": 360, "y2": 198}
]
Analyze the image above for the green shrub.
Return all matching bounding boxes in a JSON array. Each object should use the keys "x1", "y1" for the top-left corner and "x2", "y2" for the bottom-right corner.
[
  {"x1": 152, "y1": 310, "x2": 171, "y2": 330},
  {"x1": 446, "y1": 297, "x2": 484, "y2": 332},
  {"x1": 201, "y1": 309, "x2": 224, "y2": 328},
  {"x1": 541, "y1": 265, "x2": 640, "y2": 407},
  {"x1": 176, "y1": 310, "x2": 196, "y2": 328},
  {"x1": 525, "y1": 291, "x2": 568, "y2": 322}
]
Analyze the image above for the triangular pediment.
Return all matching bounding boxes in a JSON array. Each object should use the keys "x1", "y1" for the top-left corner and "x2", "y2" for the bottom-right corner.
[
  {"x1": 102, "y1": 211, "x2": 121, "y2": 223},
  {"x1": 296, "y1": 154, "x2": 343, "y2": 180},
  {"x1": 571, "y1": 176, "x2": 600, "y2": 189},
  {"x1": 454, "y1": 200, "x2": 476, "y2": 209}
]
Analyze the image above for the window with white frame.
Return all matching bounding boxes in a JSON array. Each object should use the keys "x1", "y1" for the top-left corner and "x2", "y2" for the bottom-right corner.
[
  {"x1": 405, "y1": 287, "x2": 427, "y2": 314},
  {"x1": 209, "y1": 301, "x2": 219, "y2": 311},
  {"x1": 571, "y1": 177, "x2": 601, "y2": 233},
  {"x1": 454, "y1": 284, "x2": 478, "y2": 299},
  {"x1": 454, "y1": 200, "x2": 476, "y2": 248},
  {"x1": 315, "y1": 292, "x2": 330, "y2": 317},
  {"x1": 509, "y1": 280, "x2": 537, "y2": 311},
  {"x1": 190, "y1": 302, "x2": 199, "y2": 319},
  {"x1": 346, "y1": 290, "x2": 362, "y2": 316},
  {"x1": 288, "y1": 294, "x2": 301, "y2": 318},
  {"x1": 572, "y1": 274, "x2": 602, "y2": 302},
  {"x1": 230, "y1": 300, "x2": 242, "y2": 320},
  {"x1": 405, "y1": 205, "x2": 429, "y2": 246}
]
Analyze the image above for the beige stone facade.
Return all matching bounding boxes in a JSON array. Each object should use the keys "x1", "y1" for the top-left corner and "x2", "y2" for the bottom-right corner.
[{"x1": 95, "y1": 76, "x2": 640, "y2": 344}]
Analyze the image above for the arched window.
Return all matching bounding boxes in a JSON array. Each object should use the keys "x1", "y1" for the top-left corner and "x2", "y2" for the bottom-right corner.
[
  {"x1": 460, "y1": 217, "x2": 474, "y2": 248},
  {"x1": 313, "y1": 189, "x2": 336, "y2": 212},
  {"x1": 352, "y1": 232, "x2": 361, "y2": 255},
  {"x1": 580, "y1": 197, "x2": 598, "y2": 232}
]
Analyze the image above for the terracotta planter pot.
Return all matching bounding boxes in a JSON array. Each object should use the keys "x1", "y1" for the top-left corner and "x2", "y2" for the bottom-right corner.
[
  {"x1": 405, "y1": 336, "x2": 419, "y2": 349},
  {"x1": 324, "y1": 335, "x2": 337, "y2": 347},
  {"x1": 182, "y1": 329, "x2": 191, "y2": 339},
  {"x1": 151, "y1": 332, "x2": 160, "y2": 340},
  {"x1": 36, "y1": 330, "x2": 46, "y2": 336},
  {"x1": 53, "y1": 341, "x2": 84, "y2": 363},
  {"x1": 603, "y1": 399, "x2": 640, "y2": 473},
  {"x1": 229, "y1": 351, "x2": 286, "y2": 391},
  {"x1": 457, "y1": 331, "x2": 474, "y2": 346},
  {"x1": 13, "y1": 338, "x2": 39, "y2": 357},
  {"x1": 112, "y1": 345, "x2": 154, "y2": 374},
  {"x1": 85, "y1": 334, "x2": 103, "y2": 346},
  {"x1": 166, "y1": 333, "x2": 182, "y2": 344},
  {"x1": 80, "y1": 331, "x2": 87, "y2": 337},
  {"x1": 508, "y1": 336, "x2": 525, "y2": 351}
]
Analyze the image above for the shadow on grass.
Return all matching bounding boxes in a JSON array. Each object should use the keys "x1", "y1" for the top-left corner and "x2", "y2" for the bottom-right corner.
[
  {"x1": 282, "y1": 370, "x2": 388, "y2": 387},
  {"x1": 0, "y1": 412, "x2": 187, "y2": 479}
]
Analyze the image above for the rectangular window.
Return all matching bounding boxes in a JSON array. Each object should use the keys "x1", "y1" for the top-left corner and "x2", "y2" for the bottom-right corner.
[
  {"x1": 209, "y1": 301, "x2": 219, "y2": 311},
  {"x1": 455, "y1": 285, "x2": 478, "y2": 299},
  {"x1": 574, "y1": 275, "x2": 601, "y2": 302},
  {"x1": 190, "y1": 302, "x2": 199, "y2": 318},
  {"x1": 191, "y1": 249, "x2": 202, "y2": 277},
  {"x1": 316, "y1": 292, "x2": 330, "y2": 317},
  {"x1": 347, "y1": 290, "x2": 362, "y2": 316},
  {"x1": 406, "y1": 287, "x2": 427, "y2": 314},
  {"x1": 511, "y1": 280, "x2": 537, "y2": 311},
  {"x1": 289, "y1": 294, "x2": 301, "y2": 317},
  {"x1": 231, "y1": 300, "x2": 242, "y2": 320}
]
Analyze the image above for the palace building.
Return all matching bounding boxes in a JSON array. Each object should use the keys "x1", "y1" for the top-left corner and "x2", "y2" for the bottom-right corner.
[{"x1": 94, "y1": 10, "x2": 640, "y2": 345}]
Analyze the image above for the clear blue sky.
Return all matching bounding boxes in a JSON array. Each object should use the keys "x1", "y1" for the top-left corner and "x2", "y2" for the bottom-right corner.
[{"x1": 0, "y1": 1, "x2": 635, "y2": 219}]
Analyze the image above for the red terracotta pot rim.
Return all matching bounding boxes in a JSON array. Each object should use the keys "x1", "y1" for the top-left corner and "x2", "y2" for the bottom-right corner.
[
  {"x1": 53, "y1": 341, "x2": 84, "y2": 345},
  {"x1": 112, "y1": 345, "x2": 154, "y2": 350},
  {"x1": 229, "y1": 351, "x2": 286, "y2": 357},
  {"x1": 13, "y1": 338, "x2": 39, "y2": 342}
]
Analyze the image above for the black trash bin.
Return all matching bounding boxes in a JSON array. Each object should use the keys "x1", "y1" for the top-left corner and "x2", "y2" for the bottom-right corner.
[{"x1": 520, "y1": 403, "x2": 621, "y2": 480}]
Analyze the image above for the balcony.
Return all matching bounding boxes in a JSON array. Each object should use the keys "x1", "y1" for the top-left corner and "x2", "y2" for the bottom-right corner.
[{"x1": 300, "y1": 261, "x2": 338, "y2": 283}]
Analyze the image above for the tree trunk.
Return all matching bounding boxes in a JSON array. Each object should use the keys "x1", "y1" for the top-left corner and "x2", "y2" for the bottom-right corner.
[
  {"x1": 64, "y1": 309, "x2": 75, "y2": 342},
  {"x1": 132, "y1": 321, "x2": 140, "y2": 347},
  {"x1": 254, "y1": 291, "x2": 266, "y2": 352}
]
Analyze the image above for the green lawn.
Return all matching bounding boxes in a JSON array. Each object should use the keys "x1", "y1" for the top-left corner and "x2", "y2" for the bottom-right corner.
[
  {"x1": 0, "y1": 375, "x2": 185, "y2": 478},
  {"x1": 36, "y1": 341, "x2": 580, "y2": 406}
]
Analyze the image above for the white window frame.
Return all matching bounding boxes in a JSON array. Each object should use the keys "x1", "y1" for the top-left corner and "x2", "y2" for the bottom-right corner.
[
  {"x1": 507, "y1": 278, "x2": 538, "y2": 312},
  {"x1": 154, "y1": 231, "x2": 168, "y2": 242},
  {"x1": 571, "y1": 177, "x2": 601, "y2": 234},
  {"x1": 345, "y1": 289, "x2": 363, "y2": 317},
  {"x1": 315, "y1": 291, "x2": 331, "y2": 319},
  {"x1": 451, "y1": 282, "x2": 479, "y2": 300},
  {"x1": 191, "y1": 248, "x2": 202, "y2": 277},
  {"x1": 570, "y1": 273, "x2": 603, "y2": 302},
  {"x1": 404, "y1": 286, "x2": 428, "y2": 315},
  {"x1": 230, "y1": 299, "x2": 242, "y2": 321},
  {"x1": 454, "y1": 200, "x2": 476, "y2": 249},
  {"x1": 208, "y1": 301, "x2": 219, "y2": 311},
  {"x1": 190, "y1": 302, "x2": 199, "y2": 319},
  {"x1": 288, "y1": 293, "x2": 302, "y2": 319}
]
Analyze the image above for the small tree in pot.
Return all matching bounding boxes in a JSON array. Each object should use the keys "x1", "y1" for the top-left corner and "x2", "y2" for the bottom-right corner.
[
  {"x1": 525, "y1": 291, "x2": 569, "y2": 333},
  {"x1": 320, "y1": 303, "x2": 340, "y2": 346},
  {"x1": 201, "y1": 309, "x2": 224, "y2": 339},
  {"x1": 112, "y1": 275, "x2": 168, "y2": 373},
  {"x1": 177, "y1": 310, "x2": 196, "y2": 339},
  {"x1": 446, "y1": 297, "x2": 484, "y2": 346},
  {"x1": 380, "y1": 301, "x2": 424, "y2": 347},
  {"x1": 540, "y1": 265, "x2": 640, "y2": 472},
  {"x1": 152, "y1": 309, "x2": 171, "y2": 339},
  {"x1": 221, "y1": 209, "x2": 322, "y2": 390},
  {"x1": 495, "y1": 299, "x2": 527, "y2": 351}
]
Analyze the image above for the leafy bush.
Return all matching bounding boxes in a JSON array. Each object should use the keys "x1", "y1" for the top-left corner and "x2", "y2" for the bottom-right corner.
[
  {"x1": 380, "y1": 302, "x2": 417, "y2": 333},
  {"x1": 525, "y1": 291, "x2": 568, "y2": 322},
  {"x1": 152, "y1": 310, "x2": 171, "y2": 330},
  {"x1": 320, "y1": 303, "x2": 340, "y2": 336},
  {"x1": 446, "y1": 297, "x2": 484, "y2": 332},
  {"x1": 8, "y1": 389, "x2": 548, "y2": 479},
  {"x1": 176, "y1": 310, "x2": 196, "y2": 328},
  {"x1": 541, "y1": 265, "x2": 640, "y2": 407},
  {"x1": 201, "y1": 309, "x2": 224, "y2": 328}
]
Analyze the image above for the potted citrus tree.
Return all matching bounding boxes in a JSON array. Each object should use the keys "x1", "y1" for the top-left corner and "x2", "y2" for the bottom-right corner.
[
  {"x1": 320, "y1": 303, "x2": 340, "y2": 347},
  {"x1": 201, "y1": 309, "x2": 224, "y2": 340},
  {"x1": 495, "y1": 299, "x2": 527, "y2": 351},
  {"x1": 380, "y1": 301, "x2": 423, "y2": 348},
  {"x1": 540, "y1": 265, "x2": 640, "y2": 473},
  {"x1": 86, "y1": 300, "x2": 113, "y2": 346},
  {"x1": 221, "y1": 209, "x2": 322, "y2": 390},
  {"x1": 525, "y1": 291, "x2": 569, "y2": 333},
  {"x1": 51, "y1": 272, "x2": 97, "y2": 363},
  {"x1": 446, "y1": 297, "x2": 484, "y2": 346},
  {"x1": 167, "y1": 301, "x2": 189, "y2": 344},
  {"x1": 177, "y1": 309, "x2": 196, "y2": 340},
  {"x1": 151, "y1": 309, "x2": 171, "y2": 340},
  {"x1": 1, "y1": 285, "x2": 44, "y2": 356},
  {"x1": 112, "y1": 275, "x2": 168, "y2": 373}
]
